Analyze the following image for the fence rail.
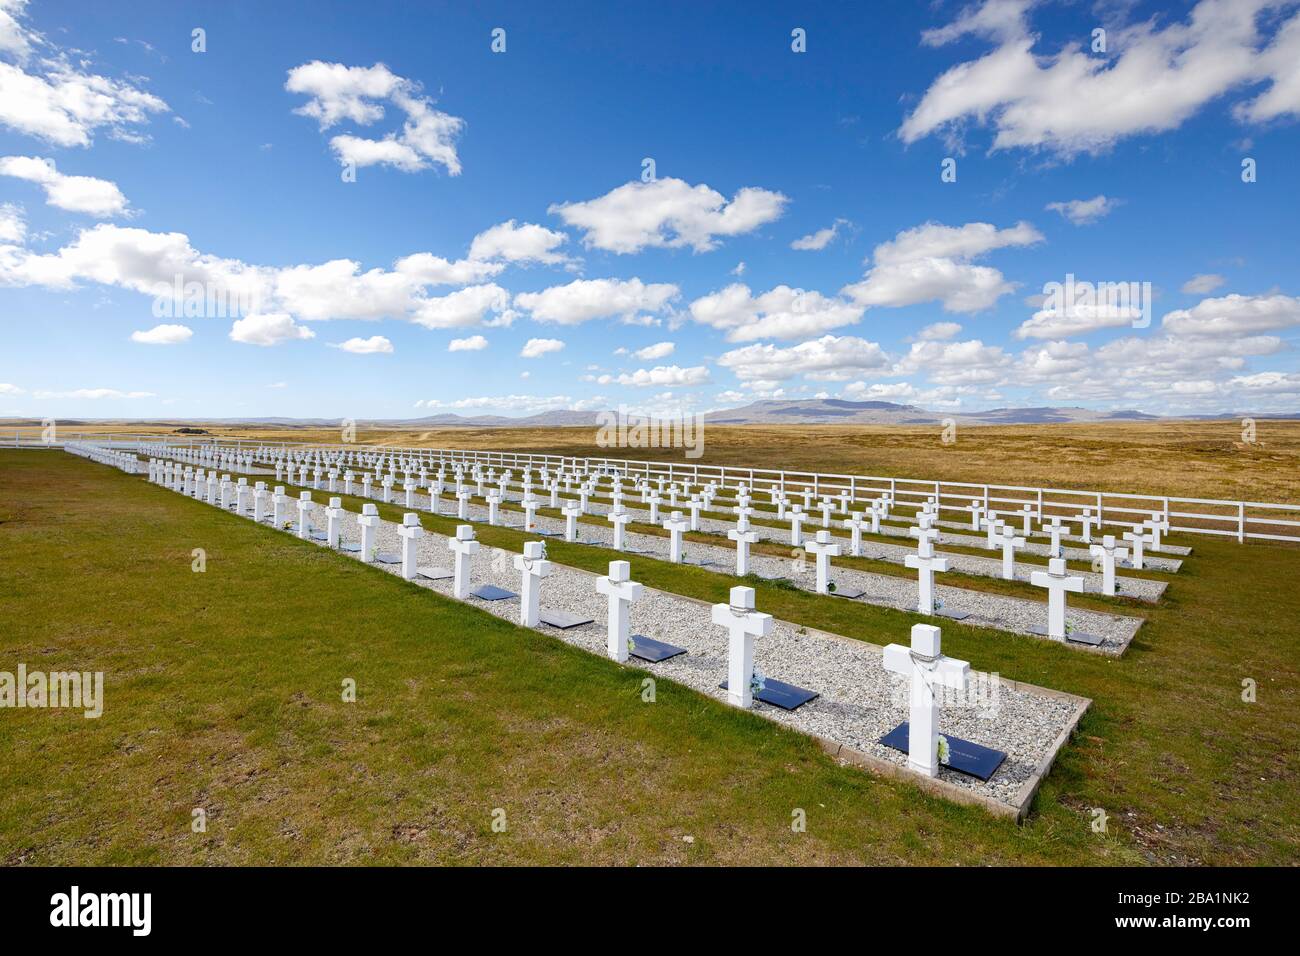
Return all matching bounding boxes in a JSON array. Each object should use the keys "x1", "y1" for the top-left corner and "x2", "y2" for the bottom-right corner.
[{"x1": 57, "y1": 431, "x2": 1300, "y2": 546}]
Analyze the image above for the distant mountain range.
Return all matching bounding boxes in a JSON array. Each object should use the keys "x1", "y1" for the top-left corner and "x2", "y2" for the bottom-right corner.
[{"x1": 6, "y1": 399, "x2": 1297, "y2": 428}]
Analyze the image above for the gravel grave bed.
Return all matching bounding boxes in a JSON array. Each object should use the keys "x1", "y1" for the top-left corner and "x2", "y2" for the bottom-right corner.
[
  {"x1": 278, "y1": 498, "x2": 1084, "y2": 811},
  {"x1": 411, "y1": 490, "x2": 1142, "y2": 655}
]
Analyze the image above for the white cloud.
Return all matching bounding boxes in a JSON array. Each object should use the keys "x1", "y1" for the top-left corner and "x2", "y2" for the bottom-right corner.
[
  {"x1": 901, "y1": 0, "x2": 1300, "y2": 157},
  {"x1": 0, "y1": 201, "x2": 23, "y2": 242},
  {"x1": 229, "y1": 312, "x2": 315, "y2": 347},
  {"x1": 0, "y1": 3, "x2": 169, "y2": 147},
  {"x1": 520, "y1": 337, "x2": 565, "y2": 358},
  {"x1": 689, "y1": 283, "x2": 864, "y2": 341},
  {"x1": 549, "y1": 177, "x2": 787, "y2": 253},
  {"x1": 1045, "y1": 195, "x2": 1118, "y2": 226},
  {"x1": 841, "y1": 380, "x2": 919, "y2": 401},
  {"x1": 285, "y1": 61, "x2": 464, "y2": 175},
  {"x1": 130, "y1": 323, "x2": 192, "y2": 345},
  {"x1": 1014, "y1": 303, "x2": 1143, "y2": 340},
  {"x1": 731, "y1": 261, "x2": 746, "y2": 276},
  {"x1": 916, "y1": 321, "x2": 962, "y2": 341},
  {"x1": 410, "y1": 284, "x2": 511, "y2": 329},
  {"x1": 468, "y1": 220, "x2": 570, "y2": 265},
  {"x1": 0, "y1": 382, "x2": 24, "y2": 395},
  {"x1": 1181, "y1": 273, "x2": 1226, "y2": 295},
  {"x1": 0, "y1": 155, "x2": 129, "y2": 217},
  {"x1": 791, "y1": 218, "x2": 848, "y2": 250},
  {"x1": 842, "y1": 220, "x2": 1041, "y2": 313},
  {"x1": 514, "y1": 277, "x2": 678, "y2": 325},
  {"x1": 718, "y1": 335, "x2": 889, "y2": 383},
  {"x1": 632, "y1": 341, "x2": 675, "y2": 361},
  {"x1": 595, "y1": 365, "x2": 710, "y2": 388},
  {"x1": 448, "y1": 334, "x2": 487, "y2": 352},
  {"x1": 1161, "y1": 293, "x2": 1300, "y2": 336},
  {"x1": 419, "y1": 393, "x2": 574, "y2": 413},
  {"x1": 894, "y1": 339, "x2": 1013, "y2": 386},
  {"x1": 330, "y1": 335, "x2": 393, "y2": 354}
]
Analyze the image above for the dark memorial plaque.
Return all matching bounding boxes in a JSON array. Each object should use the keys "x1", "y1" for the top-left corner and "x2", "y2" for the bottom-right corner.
[
  {"x1": 829, "y1": 585, "x2": 866, "y2": 600},
  {"x1": 935, "y1": 606, "x2": 971, "y2": 621},
  {"x1": 628, "y1": 635, "x2": 687, "y2": 663},
  {"x1": 471, "y1": 584, "x2": 517, "y2": 601},
  {"x1": 1027, "y1": 624, "x2": 1104, "y2": 646},
  {"x1": 374, "y1": 552, "x2": 401, "y2": 565},
  {"x1": 339, "y1": 542, "x2": 361, "y2": 553},
  {"x1": 309, "y1": 531, "x2": 328, "y2": 542},
  {"x1": 719, "y1": 677, "x2": 819, "y2": 711},
  {"x1": 879, "y1": 722, "x2": 1006, "y2": 781},
  {"x1": 416, "y1": 566, "x2": 453, "y2": 581},
  {"x1": 538, "y1": 608, "x2": 594, "y2": 630}
]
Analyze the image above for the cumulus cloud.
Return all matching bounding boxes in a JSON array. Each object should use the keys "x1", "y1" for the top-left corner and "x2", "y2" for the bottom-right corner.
[
  {"x1": 1014, "y1": 302, "x2": 1143, "y2": 340},
  {"x1": 0, "y1": 1, "x2": 168, "y2": 147},
  {"x1": 229, "y1": 312, "x2": 315, "y2": 346},
  {"x1": 1161, "y1": 293, "x2": 1300, "y2": 336},
  {"x1": 448, "y1": 334, "x2": 487, "y2": 351},
  {"x1": 549, "y1": 177, "x2": 787, "y2": 253},
  {"x1": 286, "y1": 61, "x2": 464, "y2": 175},
  {"x1": 916, "y1": 321, "x2": 962, "y2": 341},
  {"x1": 330, "y1": 334, "x2": 393, "y2": 354},
  {"x1": 632, "y1": 341, "x2": 675, "y2": 360},
  {"x1": 1181, "y1": 273, "x2": 1226, "y2": 295},
  {"x1": 520, "y1": 336, "x2": 565, "y2": 358},
  {"x1": 468, "y1": 220, "x2": 571, "y2": 265},
  {"x1": 514, "y1": 277, "x2": 678, "y2": 325},
  {"x1": 130, "y1": 323, "x2": 192, "y2": 345},
  {"x1": 0, "y1": 155, "x2": 129, "y2": 216},
  {"x1": 718, "y1": 335, "x2": 889, "y2": 383},
  {"x1": 900, "y1": 0, "x2": 1300, "y2": 157},
  {"x1": 594, "y1": 365, "x2": 710, "y2": 388},
  {"x1": 0, "y1": 201, "x2": 23, "y2": 242},
  {"x1": 689, "y1": 283, "x2": 864, "y2": 341},
  {"x1": 410, "y1": 284, "x2": 511, "y2": 329},
  {"x1": 1045, "y1": 195, "x2": 1118, "y2": 226},
  {"x1": 791, "y1": 218, "x2": 849, "y2": 250},
  {"x1": 842, "y1": 220, "x2": 1041, "y2": 313},
  {"x1": 893, "y1": 339, "x2": 1013, "y2": 386}
]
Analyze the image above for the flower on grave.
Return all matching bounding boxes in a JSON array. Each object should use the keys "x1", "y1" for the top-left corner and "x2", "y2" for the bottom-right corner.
[
  {"x1": 750, "y1": 666, "x2": 767, "y2": 694},
  {"x1": 934, "y1": 597, "x2": 944, "y2": 612},
  {"x1": 627, "y1": 635, "x2": 637, "y2": 652},
  {"x1": 937, "y1": 735, "x2": 951, "y2": 766},
  {"x1": 827, "y1": 581, "x2": 837, "y2": 592}
]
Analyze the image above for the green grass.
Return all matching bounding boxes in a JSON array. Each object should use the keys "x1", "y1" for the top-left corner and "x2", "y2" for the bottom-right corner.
[{"x1": 1, "y1": 450, "x2": 1297, "y2": 864}]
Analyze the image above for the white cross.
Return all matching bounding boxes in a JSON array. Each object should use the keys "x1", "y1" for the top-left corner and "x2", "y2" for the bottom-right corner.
[
  {"x1": 789, "y1": 507, "x2": 807, "y2": 546},
  {"x1": 398, "y1": 513, "x2": 424, "y2": 579},
  {"x1": 819, "y1": 499, "x2": 834, "y2": 528},
  {"x1": 968, "y1": 499, "x2": 985, "y2": 530},
  {"x1": 844, "y1": 512, "x2": 866, "y2": 556},
  {"x1": 664, "y1": 511, "x2": 689, "y2": 563},
  {"x1": 457, "y1": 488, "x2": 472, "y2": 520},
  {"x1": 296, "y1": 492, "x2": 313, "y2": 539},
  {"x1": 206, "y1": 473, "x2": 218, "y2": 504},
  {"x1": 361, "y1": 474, "x2": 373, "y2": 499},
  {"x1": 344, "y1": 471, "x2": 355, "y2": 495},
  {"x1": 728, "y1": 527, "x2": 760, "y2": 576},
  {"x1": 1030, "y1": 557, "x2": 1084, "y2": 639},
  {"x1": 357, "y1": 503, "x2": 381, "y2": 562},
  {"x1": 1019, "y1": 503, "x2": 1036, "y2": 535},
  {"x1": 647, "y1": 492, "x2": 662, "y2": 524},
  {"x1": 1075, "y1": 508, "x2": 1097, "y2": 543},
  {"x1": 328, "y1": 469, "x2": 338, "y2": 492},
  {"x1": 486, "y1": 492, "x2": 502, "y2": 526},
  {"x1": 883, "y1": 624, "x2": 970, "y2": 778},
  {"x1": 326, "y1": 497, "x2": 344, "y2": 548},
  {"x1": 1143, "y1": 516, "x2": 1169, "y2": 552},
  {"x1": 522, "y1": 495, "x2": 540, "y2": 532},
  {"x1": 404, "y1": 480, "x2": 416, "y2": 508},
  {"x1": 981, "y1": 515, "x2": 1002, "y2": 550},
  {"x1": 559, "y1": 500, "x2": 580, "y2": 542},
  {"x1": 712, "y1": 586, "x2": 772, "y2": 709},
  {"x1": 596, "y1": 560, "x2": 643, "y2": 663},
  {"x1": 448, "y1": 525, "x2": 480, "y2": 599},
  {"x1": 428, "y1": 484, "x2": 441, "y2": 516},
  {"x1": 1122, "y1": 528, "x2": 1148, "y2": 570},
  {"x1": 1041, "y1": 517, "x2": 1069, "y2": 558},
  {"x1": 996, "y1": 525, "x2": 1025, "y2": 580},
  {"x1": 775, "y1": 496, "x2": 788, "y2": 520},
  {"x1": 734, "y1": 503, "x2": 754, "y2": 533},
  {"x1": 1089, "y1": 535, "x2": 1127, "y2": 596},
  {"x1": 905, "y1": 539, "x2": 949, "y2": 615},
  {"x1": 252, "y1": 482, "x2": 268, "y2": 522},
  {"x1": 608, "y1": 507, "x2": 632, "y2": 551},
  {"x1": 272, "y1": 486, "x2": 289, "y2": 528},
  {"x1": 381, "y1": 475, "x2": 396, "y2": 503},
  {"x1": 805, "y1": 530, "x2": 841, "y2": 594},
  {"x1": 688, "y1": 495, "x2": 702, "y2": 531},
  {"x1": 513, "y1": 541, "x2": 552, "y2": 626}
]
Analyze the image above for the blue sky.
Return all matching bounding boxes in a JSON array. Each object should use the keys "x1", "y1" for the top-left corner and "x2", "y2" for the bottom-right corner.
[{"x1": 1, "y1": 0, "x2": 1298, "y2": 420}]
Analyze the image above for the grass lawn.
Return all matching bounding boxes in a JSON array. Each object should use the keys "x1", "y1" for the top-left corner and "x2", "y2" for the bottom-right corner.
[{"x1": 1, "y1": 449, "x2": 1297, "y2": 865}]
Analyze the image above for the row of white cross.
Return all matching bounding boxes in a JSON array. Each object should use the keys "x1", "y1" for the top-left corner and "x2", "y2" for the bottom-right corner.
[
  {"x1": 146, "y1": 453, "x2": 1120, "y2": 644},
  {"x1": 143, "y1": 452, "x2": 971, "y2": 780},
  {"x1": 145, "y1": 440, "x2": 1172, "y2": 550}
]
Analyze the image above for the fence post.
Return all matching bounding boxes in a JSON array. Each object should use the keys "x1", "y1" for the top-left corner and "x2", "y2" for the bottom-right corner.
[{"x1": 1238, "y1": 502, "x2": 1245, "y2": 543}]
